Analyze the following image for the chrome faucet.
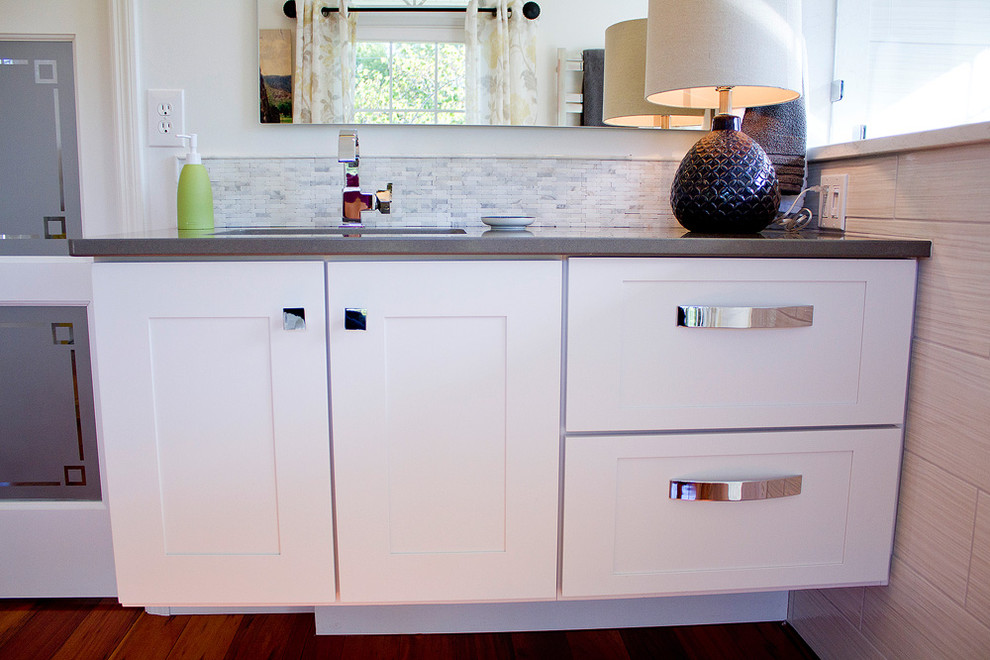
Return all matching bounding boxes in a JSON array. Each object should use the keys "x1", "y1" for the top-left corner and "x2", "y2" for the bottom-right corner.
[{"x1": 338, "y1": 130, "x2": 392, "y2": 225}]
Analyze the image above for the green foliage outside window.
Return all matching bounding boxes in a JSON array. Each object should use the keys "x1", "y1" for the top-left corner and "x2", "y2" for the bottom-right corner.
[{"x1": 355, "y1": 41, "x2": 466, "y2": 125}]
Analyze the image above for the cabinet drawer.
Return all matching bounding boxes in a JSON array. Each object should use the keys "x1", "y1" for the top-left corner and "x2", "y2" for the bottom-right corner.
[
  {"x1": 561, "y1": 428, "x2": 902, "y2": 598},
  {"x1": 566, "y1": 258, "x2": 917, "y2": 431}
]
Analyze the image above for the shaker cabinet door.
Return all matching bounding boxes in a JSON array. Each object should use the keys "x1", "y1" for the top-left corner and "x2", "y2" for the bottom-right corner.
[
  {"x1": 92, "y1": 262, "x2": 334, "y2": 606},
  {"x1": 328, "y1": 261, "x2": 562, "y2": 603}
]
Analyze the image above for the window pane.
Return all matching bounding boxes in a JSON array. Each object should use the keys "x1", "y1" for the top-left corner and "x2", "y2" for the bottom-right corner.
[
  {"x1": 355, "y1": 112, "x2": 392, "y2": 124},
  {"x1": 393, "y1": 112, "x2": 436, "y2": 124},
  {"x1": 437, "y1": 43, "x2": 466, "y2": 110},
  {"x1": 832, "y1": 0, "x2": 990, "y2": 141},
  {"x1": 393, "y1": 42, "x2": 438, "y2": 110},
  {"x1": 436, "y1": 112, "x2": 465, "y2": 125},
  {"x1": 355, "y1": 42, "x2": 392, "y2": 109}
]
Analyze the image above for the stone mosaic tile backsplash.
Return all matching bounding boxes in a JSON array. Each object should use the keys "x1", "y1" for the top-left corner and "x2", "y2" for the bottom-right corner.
[{"x1": 205, "y1": 156, "x2": 681, "y2": 229}]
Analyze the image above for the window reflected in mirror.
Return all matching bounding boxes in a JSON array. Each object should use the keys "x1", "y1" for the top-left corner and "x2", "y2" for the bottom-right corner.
[{"x1": 355, "y1": 41, "x2": 466, "y2": 124}]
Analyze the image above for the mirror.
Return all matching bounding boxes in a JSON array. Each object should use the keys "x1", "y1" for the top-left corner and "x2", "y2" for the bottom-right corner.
[{"x1": 259, "y1": 0, "x2": 659, "y2": 127}]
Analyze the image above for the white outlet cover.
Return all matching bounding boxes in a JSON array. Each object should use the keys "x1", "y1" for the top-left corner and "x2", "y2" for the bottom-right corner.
[{"x1": 147, "y1": 89, "x2": 184, "y2": 147}]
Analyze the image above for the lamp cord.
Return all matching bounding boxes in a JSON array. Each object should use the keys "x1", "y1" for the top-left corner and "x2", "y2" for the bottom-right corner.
[{"x1": 773, "y1": 184, "x2": 822, "y2": 232}]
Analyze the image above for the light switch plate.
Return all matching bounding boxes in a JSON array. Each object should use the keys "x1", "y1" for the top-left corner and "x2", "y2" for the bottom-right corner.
[
  {"x1": 147, "y1": 89, "x2": 184, "y2": 147},
  {"x1": 819, "y1": 173, "x2": 849, "y2": 231}
]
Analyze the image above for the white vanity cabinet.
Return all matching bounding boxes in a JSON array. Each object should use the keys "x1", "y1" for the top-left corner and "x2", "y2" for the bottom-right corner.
[
  {"x1": 561, "y1": 258, "x2": 917, "y2": 598},
  {"x1": 87, "y1": 253, "x2": 920, "y2": 616},
  {"x1": 91, "y1": 261, "x2": 335, "y2": 606},
  {"x1": 327, "y1": 261, "x2": 562, "y2": 603}
]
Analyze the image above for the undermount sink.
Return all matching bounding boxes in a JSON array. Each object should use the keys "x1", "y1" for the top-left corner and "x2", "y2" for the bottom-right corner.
[{"x1": 213, "y1": 227, "x2": 467, "y2": 236}]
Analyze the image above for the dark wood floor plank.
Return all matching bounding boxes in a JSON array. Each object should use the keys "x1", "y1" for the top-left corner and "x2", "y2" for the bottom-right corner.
[
  {"x1": 511, "y1": 630, "x2": 573, "y2": 660},
  {"x1": 167, "y1": 614, "x2": 243, "y2": 660},
  {"x1": 223, "y1": 613, "x2": 312, "y2": 660},
  {"x1": 674, "y1": 623, "x2": 747, "y2": 660},
  {"x1": 567, "y1": 628, "x2": 631, "y2": 660},
  {"x1": 672, "y1": 622, "x2": 820, "y2": 660},
  {"x1": 620, "y1": 625, "x2": 691, "y2": 660},
  {"x1": 449, "y1": 631, "x2": 515, "y2": 660},
  {"x1": 276, "y1": 612, "x2": 321, "y2": 660},
  {"x1": 51, "y1": 598, "x2": 143, "y2": 660},
  {"x1": 396, "y1": 633, "x2": 456, "y2": 659},
  {"x1": 108, "y1": 611, "x2": 190, "y2": 660},
  {"x1": 298, "y1": 625, "x2": 346, "y2": 660},
  {"x1": 0, "y1": 600, "x2": 38, "y2": 649},
  {"x1": 0, "y1": 599, "x2": 93, "y2": 659},
  {"x1": 337, "y1": 634, "x2": 403, "y2": 660}
]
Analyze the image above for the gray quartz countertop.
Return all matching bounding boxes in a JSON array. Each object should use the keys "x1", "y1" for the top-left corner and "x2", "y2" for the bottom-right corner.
[{"x1": 68, "y1": 225, "x2": 932, "y2": 259}]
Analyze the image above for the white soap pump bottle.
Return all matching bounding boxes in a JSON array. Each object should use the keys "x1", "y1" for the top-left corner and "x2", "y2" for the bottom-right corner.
[{"x1": 175, "y1": 133, "x2": 214, "y2": 231}]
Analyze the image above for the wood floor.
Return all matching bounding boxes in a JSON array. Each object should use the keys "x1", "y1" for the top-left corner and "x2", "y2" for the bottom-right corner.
[{"x1": 0, "y1": 599, "x2": 818, "y2": 660}]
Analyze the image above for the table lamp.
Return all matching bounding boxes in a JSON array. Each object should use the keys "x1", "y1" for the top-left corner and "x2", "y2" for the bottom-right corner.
[
  {"x1": 644, "y1": 0, "x2": 803, "y2": 233},
  {"x1": 603, "y1": 19, "x2": 707, "y2": 129}
]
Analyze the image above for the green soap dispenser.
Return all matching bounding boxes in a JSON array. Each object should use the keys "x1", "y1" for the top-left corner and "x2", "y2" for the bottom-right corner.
[{"x1": 176, "y1": 133, "x2": 214, "y2": 231}]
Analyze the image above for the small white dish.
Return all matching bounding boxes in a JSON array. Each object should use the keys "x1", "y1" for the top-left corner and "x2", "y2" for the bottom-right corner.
[{"x1": 482, "y1": 215, "x2": 535, "y2": 230}]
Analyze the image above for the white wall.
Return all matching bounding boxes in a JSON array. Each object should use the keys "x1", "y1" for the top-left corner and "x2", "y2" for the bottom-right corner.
[
  {"x1": 2, "y1": 0, "x2": 120, "y2": 237},
  {"x1": 802, "y1": 0, "x2": 837, "y2": 147}
]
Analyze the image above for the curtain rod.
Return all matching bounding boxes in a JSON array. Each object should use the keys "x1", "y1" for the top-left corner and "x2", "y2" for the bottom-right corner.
[{"x1": 282, "y1": 2, "x2": 541, "y2": 20}]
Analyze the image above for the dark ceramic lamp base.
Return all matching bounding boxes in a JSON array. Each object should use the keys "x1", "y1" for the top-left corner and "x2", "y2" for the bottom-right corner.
[{"x1": 670, "y1": 114, "x2": 780, "y2": 234}]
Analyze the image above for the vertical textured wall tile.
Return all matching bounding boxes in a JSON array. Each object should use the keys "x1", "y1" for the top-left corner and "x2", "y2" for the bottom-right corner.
[
  {"x1": 905, "y1": 340, "x2": 990, "y2": 493},
  {"x1": 789, "y1": 590, "x2": 885, "y2": 660},
  {"x1": 895, "y1": 143, "x2": 990, "y2": 222},
  {"x1": 845, "y1": 218, "x2": 990, "y2": 359},
  {"x1": 892, "y1": 451, "x2": 978, "y2": 605},
  {"x1": 820, "y1": 586, "x2": 866, "y2": 628},
  {"x1": 968, "y1": 491, "x2": 990, "y2": 628},
  {"x1": 810, "y1": 156, "x2": 898, "y2": 219},
  {"x1": 862, "y1": 558, "x2": 990, "y2": 659}
]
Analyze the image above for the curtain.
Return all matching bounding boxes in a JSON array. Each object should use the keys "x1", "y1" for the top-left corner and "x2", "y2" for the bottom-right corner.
[
  {"x1": 465, "y1": 0, "x2": 539, "y2": 125},
  {"x1": 293, "y1": 0, "x2": 358, "y2": 124}
]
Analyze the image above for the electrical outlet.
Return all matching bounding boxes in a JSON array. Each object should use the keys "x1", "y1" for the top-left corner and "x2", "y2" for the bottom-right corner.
[
  {"x1": 819, "y1": 173, "x2": 849, "y2": 231},
  {"x1": 147, "y1": 89, "x2": 184, "y2": 147}
]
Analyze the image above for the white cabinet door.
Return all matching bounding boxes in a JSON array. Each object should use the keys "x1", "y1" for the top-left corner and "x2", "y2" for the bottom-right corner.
[
  {"x1": 566, "y1": 258, "x2": 917, "y2": 432},
  {"x1": 328, "y1": 261, "x2": 562, "y2": 603},
  {"x1": 562, "y1": 428, "x2": 902, "y2": 598},
  {"x1": 92, "y1": 262, "x2": 334, "y2": 606}
]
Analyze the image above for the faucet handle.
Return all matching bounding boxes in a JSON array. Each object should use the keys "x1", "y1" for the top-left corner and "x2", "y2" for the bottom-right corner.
[
  {"x1": 376, "y1": 183, "x2": 392, "y2": 214},
  {"x1": 338, "y1": 130, "x2": 358, "y2": 163}
]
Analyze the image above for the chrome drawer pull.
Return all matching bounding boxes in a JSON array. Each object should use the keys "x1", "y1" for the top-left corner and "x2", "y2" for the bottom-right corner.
[
  {"x1": 677, "y1": 305, "x2": 813, "y2": 329},
  {"x1": 669, "y1": 476, "x2": 803, "y2": 502}
]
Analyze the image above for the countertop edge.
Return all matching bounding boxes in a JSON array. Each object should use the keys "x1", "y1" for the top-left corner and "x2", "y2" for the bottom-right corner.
[{"x1": 68, "y1": 235, "x2": 933, "y2": 260}]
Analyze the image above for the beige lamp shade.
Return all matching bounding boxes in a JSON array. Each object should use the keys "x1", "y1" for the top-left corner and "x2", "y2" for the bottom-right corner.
[
  {"x1": 644, "y1": 0, "x2": 803, "y2": 109},
  {"x1": 603, "y1": 19, "x2": 707, "y2": 128}
]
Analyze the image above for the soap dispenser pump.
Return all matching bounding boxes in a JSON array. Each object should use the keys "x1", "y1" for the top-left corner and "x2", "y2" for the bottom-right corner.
[{"x1": 176, "y1": 133, "x2": 214, "y2": 231}]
